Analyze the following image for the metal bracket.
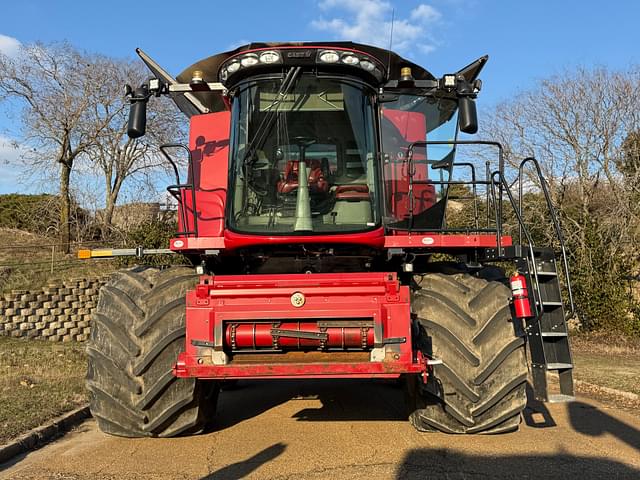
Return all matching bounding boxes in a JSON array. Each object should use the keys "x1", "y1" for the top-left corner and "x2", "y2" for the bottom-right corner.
[
  {"x1": 370, "y1": 347, "x2": 386, "y2": 362},
  {"x1": 383, "y1": 337, "x2": 406, "y2": 345},
  {"x1": 317, "y1": 320, "x2": 374, "y2": 328},
  {"x1": 270, "y1": 329, "x2": 328, "y2": 341},
  {"x1": 212, "y1": 351, "x2": 229, "y2": 365}
]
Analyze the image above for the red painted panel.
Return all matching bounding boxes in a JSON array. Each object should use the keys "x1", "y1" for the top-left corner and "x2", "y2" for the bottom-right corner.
[
  {"x1": 223, "y1": 227, "x2": 385, "y2": 251},
  {"x1": 381, "y1": 109, "x2": 436, "y2": 220},
  {"x1": 177, "y1": 272, "x2": 426, "y2": 380},
  {"x1": 384, "y1": 234, "x2": 513, "y2": 248},
  {"x1": 383, "y1": 109, "x2": 426, "y2": 143},
  {"x1": 179, "y1": 112, "x2": 231, "y2": 238},
  {"x1": 174, "y1": 355, "x2": 425, "y2": 379}
]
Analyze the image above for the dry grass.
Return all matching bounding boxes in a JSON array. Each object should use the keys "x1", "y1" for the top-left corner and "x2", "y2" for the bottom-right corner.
[
  {"x1": 571, "y1": 331, "x2": 640, "y2": 356},
  {"x1": 0, "y1": 227, "x2": 118, "y2": 293},
  {"x1": 0, "y1": 337, "x2": 88, "y2": 444},
  {"x1": 571, "y1": 332, "x2": 640, "y2": 399},
  {"x1": 573, "y1": 352, "x2": 640, "y2": 397}
]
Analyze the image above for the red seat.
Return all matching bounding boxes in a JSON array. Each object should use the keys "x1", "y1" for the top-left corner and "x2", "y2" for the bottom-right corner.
[
  {"x1": 277, "y1": 160, "x2": 328, "y2": 194},
  {"x1": 335, "y1": 184, "x2": 369, "y2": 201}
]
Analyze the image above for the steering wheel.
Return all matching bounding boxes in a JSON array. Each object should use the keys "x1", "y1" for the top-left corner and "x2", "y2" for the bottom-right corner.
[{"x1": 291, "y1": 136, "x2": 317, "y2": 149}]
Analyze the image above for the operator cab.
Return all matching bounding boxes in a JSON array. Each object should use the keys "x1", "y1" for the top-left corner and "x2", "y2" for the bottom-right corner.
[{"x1": 127, "y1": 42, "x2": 485, "y2": 245}]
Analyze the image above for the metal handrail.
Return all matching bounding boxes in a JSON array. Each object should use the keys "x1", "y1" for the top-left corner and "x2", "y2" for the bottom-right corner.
[
  {"x1": 518, "y1": 157, "x2": 575, "y2": 319},
  {"x1": 160, "y1": 143, "x2": 198, "y2": 237},
  {"x1": 405, "y1": 140, "x2": 505, "y2": 240},
  {"x1": 492, "y1": 170, "x2": 544, "y2": 321}
]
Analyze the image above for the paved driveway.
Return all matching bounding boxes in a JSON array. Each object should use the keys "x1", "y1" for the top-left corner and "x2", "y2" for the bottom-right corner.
[{"x1": 2, "y1": 379, "x2": 639, "y2": 479}]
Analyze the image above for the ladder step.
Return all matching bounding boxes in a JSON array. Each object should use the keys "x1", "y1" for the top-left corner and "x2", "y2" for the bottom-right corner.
[
  {"x1": 542, "y1": 301, "x2": 563, "y2": 307},
  {"x1": 546, "y1": 362, "x2": 573, "y2": 370},
  {"x1": 535, "y1": 271, "x2": 558, "y2": 277},
  {"x1": 541, "y1": 332, "x2": 568, "y2": 337},
  {"x1": 548, "y1": 394, "x2": 575, "y2": 403}
]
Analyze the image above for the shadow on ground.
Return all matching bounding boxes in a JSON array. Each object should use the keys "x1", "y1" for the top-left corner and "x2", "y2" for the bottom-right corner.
[
  {"x1": 568, "y1": 400, "x2": 640, "y2": 452},
  {"x1": 395, "y1": 450, "x2": 640, "y2": 479},
  {"x1": 203, "y1": 443, "x2": 287, "y2": 480},
  {"x1": 213, "y1": 378, "x2": 406, "y2": 431},
  {"x1": 207, "y1": 380, "x2": 640, "y2": 479}
]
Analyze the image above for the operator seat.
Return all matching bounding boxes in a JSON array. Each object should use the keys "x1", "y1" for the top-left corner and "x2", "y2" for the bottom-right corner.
[{"x1": 277, "y1": 159, "x2": 329, "y2": 194}]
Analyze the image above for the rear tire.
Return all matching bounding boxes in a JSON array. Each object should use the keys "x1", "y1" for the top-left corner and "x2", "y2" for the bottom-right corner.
[
  {"x1": 86, "y1": 266, "x2": 219, "y2": 437},
  {"x1": 407, "y1": 268, "x2": 528, "y2": 434}
]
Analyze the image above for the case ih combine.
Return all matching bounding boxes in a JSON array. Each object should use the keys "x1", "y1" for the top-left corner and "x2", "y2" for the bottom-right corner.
[{"x1": 82, "y1": 42, "x2": 575, "y2": 436}]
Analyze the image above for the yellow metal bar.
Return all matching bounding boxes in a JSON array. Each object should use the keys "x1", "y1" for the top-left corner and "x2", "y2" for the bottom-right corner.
[{"x1": 77, "y1": 249, "x2": 113, "y2": 259}]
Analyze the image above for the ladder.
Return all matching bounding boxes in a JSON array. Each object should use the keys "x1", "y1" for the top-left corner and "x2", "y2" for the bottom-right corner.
[
  {"x1": 519, "y1": 248, "x2": 574, "y2": 402},
  {"x1": 495, "y1": 156, "x2": 576, "y2": 402}
]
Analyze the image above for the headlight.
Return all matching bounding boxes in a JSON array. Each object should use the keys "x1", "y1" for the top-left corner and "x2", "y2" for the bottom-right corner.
[
  {"x1": 341, "y1": 53, "x2": 359, "y2": 65},
  {"x1": 259, "y1": 50, "x2": 280, "y2": 64},
  {"x1": 240, "y1": 54, "x2": 259, "y2": 67},
  {"x1": 318, "y1": 50, "x2": 340, "y2": 63},
  {"x1": 226, "y1": 61, "x2": 241, "y2": 73},
  {"x1": 360, "y1": 60, "x2": 375, "y2": 72},
  {"x1": 220, "y1": 68, "x2": 228, "y2": 81}
]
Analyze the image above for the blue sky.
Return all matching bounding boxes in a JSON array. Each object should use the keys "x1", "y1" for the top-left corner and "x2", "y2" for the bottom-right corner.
[{"x1": 1, "y1": 0, "x2": 639, "y2": 194}]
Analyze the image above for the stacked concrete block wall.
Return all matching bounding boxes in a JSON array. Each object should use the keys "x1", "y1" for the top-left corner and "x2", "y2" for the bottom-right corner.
[{"x1": 0, "y1": 277, "x2": 108, "y2": 342}]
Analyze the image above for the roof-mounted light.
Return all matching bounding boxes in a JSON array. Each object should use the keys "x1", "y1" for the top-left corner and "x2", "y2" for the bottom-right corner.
[
  {"x1": 318, "y1": 50, "x2": 340, "y2": 63},
  {"x1": 442, "y1": 74, "x2": 456, "y2": 89},
  {"x1": 359, "y1": 60, "x2": 375, "y2": 72},
  {"x1": 240, "y1": 54, "x2": 259, "y2": 67},
  {"x1": 341, "y1": 52, "x2": 360, "y2": 65},
  {"x1": 190, "y1": 70, "x2": 205, "y2": 86},
  {"x1": 227, "y1": 61, "x2": 241, "y2": 74},
  {"x1": 259, "y1": 50, "x2": 281, "y2": 64},
  {"x1": 219, "y1": 50, "x2": 283, "y2": 83}
]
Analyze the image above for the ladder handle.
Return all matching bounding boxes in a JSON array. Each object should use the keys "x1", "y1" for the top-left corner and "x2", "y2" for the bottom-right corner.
[{"x1": 518, "y1": 157, "x2": 575, "y2": 318}]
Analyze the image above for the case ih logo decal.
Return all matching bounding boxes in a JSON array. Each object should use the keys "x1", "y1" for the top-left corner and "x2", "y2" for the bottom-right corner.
[{"x1": 290, "y1": 292, "x2": 306, "y2": 307}]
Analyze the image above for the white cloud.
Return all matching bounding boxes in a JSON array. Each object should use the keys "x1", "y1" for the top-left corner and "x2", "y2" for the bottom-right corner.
[
  {"x1": 0, "y1": 34, "x2": 21, "y2": 57},
  {"x1": 411, "y1": 4, "x2": 441, "y2": 23},
  {"x1": 311, "y1": 1, "x2": 440, "y2": 54}
]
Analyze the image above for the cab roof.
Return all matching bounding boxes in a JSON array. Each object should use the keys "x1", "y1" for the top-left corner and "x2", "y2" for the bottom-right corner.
[{"x1": 176, "y1": 41, "x2": 436, "y2": 85}]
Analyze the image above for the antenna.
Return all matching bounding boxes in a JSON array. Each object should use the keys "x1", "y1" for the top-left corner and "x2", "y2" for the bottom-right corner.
[{"x1": 386, "y1": 8, "x2": 394, "y2": 81}]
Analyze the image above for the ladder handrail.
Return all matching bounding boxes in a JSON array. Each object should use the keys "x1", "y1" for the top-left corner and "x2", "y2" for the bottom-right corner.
[
  {"x1": 160, "y1": 143, "x2": 198, "y2": 237},
  {"x1": 518, "y1": 157, "x2": 575, "y2": 319},
  {"x1": 491, "y1": 171, "x2": 544, "y2": 320}
]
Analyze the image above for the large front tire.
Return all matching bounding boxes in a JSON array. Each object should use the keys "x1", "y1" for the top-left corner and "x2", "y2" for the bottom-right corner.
[
  {"x1": 408, "y1": 269, "x2": 528, "y2": 434},
  {"x1": 86, "y1": 266, "x2": 219, "y2": 437}
]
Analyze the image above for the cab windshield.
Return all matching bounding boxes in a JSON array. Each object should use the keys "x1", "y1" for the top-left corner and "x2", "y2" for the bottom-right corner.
[{"x1": 228, "y1": 74, "x2": 379, "y2": 234}]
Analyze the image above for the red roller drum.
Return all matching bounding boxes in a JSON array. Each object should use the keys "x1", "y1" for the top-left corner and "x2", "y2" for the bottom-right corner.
[{"x1": 224, "y1": 322, "x2": 375, "y2": 350}]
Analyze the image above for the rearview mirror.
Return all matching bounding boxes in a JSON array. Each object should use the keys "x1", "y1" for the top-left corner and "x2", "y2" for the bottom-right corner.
[
  {"x1": 458, "y1": 97, "x2": 478, "y2": 134},
  {"x1": 127, "y1": 86, "x2": 149, "y2": 138}
]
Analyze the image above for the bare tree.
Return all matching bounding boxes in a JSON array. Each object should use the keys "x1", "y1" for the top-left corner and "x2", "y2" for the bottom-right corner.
[
  {"x1": 484, "y1": 65, "x2": 640, "y2": 331},
  {"x1": 82, "y1": 57, "x2": 183, "y2": 236},
  {"x1": 0, "y1": 42, "x2": 112, "y2": 252}
]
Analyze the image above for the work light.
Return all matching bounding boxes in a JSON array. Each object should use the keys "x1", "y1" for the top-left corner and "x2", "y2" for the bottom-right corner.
[
  {"x1": 259, "y1": 51, "x2": 281, "y2": 64},
  {"x1": 341, "y1": 53, "x2": 359, "y2": 65},
  {"x1": 318, "y1": 50, "x2": 340, "y2": 63},
  {"x1": 240, "y1": 54, "x2": 259, "y2": 67}
]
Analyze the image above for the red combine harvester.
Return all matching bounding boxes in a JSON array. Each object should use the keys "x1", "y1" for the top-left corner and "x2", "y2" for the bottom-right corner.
[{"x1": 82, "y1": 42, "x2": 575, "y2": 436}]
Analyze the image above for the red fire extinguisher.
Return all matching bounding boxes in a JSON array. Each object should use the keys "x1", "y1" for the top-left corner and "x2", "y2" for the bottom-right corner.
[{"x1": 510, "y1": 272, "x2": 533, "y2": 319}]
